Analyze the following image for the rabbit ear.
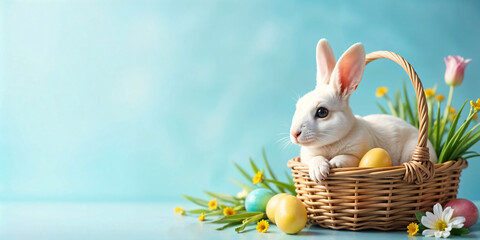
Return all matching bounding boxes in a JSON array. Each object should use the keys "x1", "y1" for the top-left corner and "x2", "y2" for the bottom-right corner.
[
  {"x1": 316, "y1": 39, "x2": 336, "y2": 86},
  {"x1": 330, "y1": 42, "x2": 365, "y2": 97}
]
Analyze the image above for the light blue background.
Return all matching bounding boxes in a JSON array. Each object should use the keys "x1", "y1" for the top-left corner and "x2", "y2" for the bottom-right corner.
[{"x1": 0, "y1": 0, "x2": 479, "y2": 202}]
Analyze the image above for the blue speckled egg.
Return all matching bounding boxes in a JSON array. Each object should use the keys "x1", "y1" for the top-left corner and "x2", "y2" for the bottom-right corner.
[{"x1": 245, "y1": 188, "x2": 275, "y2": 212}]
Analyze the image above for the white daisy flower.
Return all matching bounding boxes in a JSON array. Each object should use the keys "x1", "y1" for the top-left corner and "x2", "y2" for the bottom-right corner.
[{"x1": 421, "y1": 203, "x2": 466, "y2": 238}]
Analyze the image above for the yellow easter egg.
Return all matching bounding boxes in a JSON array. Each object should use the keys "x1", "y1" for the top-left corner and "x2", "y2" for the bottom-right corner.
[
  {"x1": 275, "y1": 195, "x2": 307, "y2": 234},
  {"x1": 266, "y1": 193, "x2": 290, "y2": 223},
  {"x1": 358, "y1": 148, "x2": 392, "y2": 168}
]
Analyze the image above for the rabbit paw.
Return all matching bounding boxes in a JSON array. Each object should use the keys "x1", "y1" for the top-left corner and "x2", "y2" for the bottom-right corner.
[
  {"x1": 308, "y1": 156, "x2": 330, "y2": 183},
  {"x1": 329, "y1": 155, "x2": 360, "y2": 168}
]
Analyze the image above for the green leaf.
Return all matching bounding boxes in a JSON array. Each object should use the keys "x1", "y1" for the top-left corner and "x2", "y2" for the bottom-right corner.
[
  {"x1": 204, "y1": 191, "x2": 240, "y2": 204},
  {"x1": 451, "y1": 227, "x2": 469, "y2": 235},
  {"x1": 376, "y1": 102, "x2": 388, "y2": 114},
  {"x1": 464, "y1": 153, "x2": 480, "y2": 160},
  {"x1": 443, "y1": 106, "x2": 476, "y2": 162},
  {"x1": 262, "y1": 148, "x2": 276, "y2": 180},
  {"x1": 427, "y1": 99, "x2": 434, "y2": 141},
  {"x1": 385, "y1": 97, "x2": 399, "y2": 116},
  {"x1": 415, "y1": 212, "x2": 426, "y2": 223},
  {"x1": 259, "y1": 182, "x2": 277, "y2": 194},
  {"x1": 234, "y1": 213, "x2": 265, "y2": 233},
  {"x1": 262, "y1": 148, "x2": 284, "y2": 192},
  {"x1": 435, "y1": 102, "x2": 442, "y2": 158},
  {"x1": 181, "y1": 194, "x2": 209, "y2": 207},
  {"x1": 233, "y1": 163, "x2": 253, "y2": 183},
  {"x1": 285, "y1": 171, "x2": 295, "y2": 185},
  {"x1": 247, "y1": 157, "x2": 276, "y2": 193},
  {"x1": 249, "y1": 157, "x2": 260, "y2": 174},
  {"x1": 414, "y1": 98, "x2": 419, "y2": 128},
  {"x1": 211, "y1": 212, "x2": 264, "y2": 223},
  {"x1": 229, "y1": 178, "x2": 254, "y2": 192},
  {"x1": 264, "y1": 179, "x2": 296, "y2": 195},
  {"x1": 216, "y1": 222, "x2": 242, "y2": 231},
  {"x1": 396, "y1": 89, "x2": 405, "y2": 120},
  {"x1": 187, "y1": 208, "x2": 209, "y2": 214},
  {"x1": 446, "y1": 101, "x2": 467, "y2": 143},
  {"x1": 438, "y1": 101, "x2": 468, "y2": 163},
  {"x1": 206, "y1": 205, "x2": 244, "y2": 216},
  {"x1": 403, "y1": 80, "x2": 416, "y2": 126},
  {"x1": 418, "y1": 223, "x2": 426, "y2": 233},
  {"x1": 205, "y1": 209, "x2": 223, "y2": 216}
]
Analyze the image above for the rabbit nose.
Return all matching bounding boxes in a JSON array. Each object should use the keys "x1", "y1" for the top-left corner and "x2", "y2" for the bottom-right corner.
[{"x1": 292, "y1": 131, "x2": 302, "y2": 139}]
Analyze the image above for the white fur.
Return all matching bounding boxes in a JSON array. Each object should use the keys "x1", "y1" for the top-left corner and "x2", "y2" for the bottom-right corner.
[{"x1": 290, "y1": 39, "x2": 437, "y2": 183}]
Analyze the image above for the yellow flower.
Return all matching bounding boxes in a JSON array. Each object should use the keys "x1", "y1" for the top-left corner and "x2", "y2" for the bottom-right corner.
[
  {"x1": 375, "y1": 86, "x2": 388, "y2": 98},
  {"x1": 208, "y1": 199, "x2": 218, "y2": 210},
  {"x1": 256, "y1": 219, "x2": 269, "y2": 233},
  {"x1": 407, "y1": 222, "x2": 419, "y2": 236},
  {"x1": 424, "y1": 88, "x2": 435, "y2": 98},
  {"x1": 252, "y1": 171, "x2": 264, "y2": 185},
  {"x1": 448, "y1": 106, "x2": 456, "y2": 113},
  {"x1": 470, "y1": 98, "x2": 480, "y2": 111},
  {"x1": 435, "y1": 94, "x2": 445, "y2": 102},
  {"x1": 223, "y1": 207, "x2": 236, "y2": 216},
  {"x1": 198, "y1": 213, "x2": 206, "y2": 221},
  {"x1": 474, "y1": 113, "x2": 478, "y2": 121},
  {"x1": 174, "y1": 206, "x2": 185, "y2": 215}
]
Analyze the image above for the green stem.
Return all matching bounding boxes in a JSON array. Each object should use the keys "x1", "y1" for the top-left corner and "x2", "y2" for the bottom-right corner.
[
  {"x1": 440, "y1": 86, "x2": 455, "y2": 141},
  {"x1": 385, "y1": 96, "x2": 398, "y2": 116}
]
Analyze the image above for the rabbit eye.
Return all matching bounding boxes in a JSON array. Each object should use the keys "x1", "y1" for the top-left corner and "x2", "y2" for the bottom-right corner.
[{"x1": 316, "y1": 107, "x2": 329, "y2": 118}]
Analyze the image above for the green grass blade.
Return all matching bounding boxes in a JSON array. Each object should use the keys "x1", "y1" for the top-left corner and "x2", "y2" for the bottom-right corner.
[
  {"x1": 445, "y1": 110, "x2": 475, "y2": 160},
  {"x1": 396, "y1": 89, "x2": 405, "y2": 120},
  {"x1": 438, "y1": 101, "x2": 467, "y2": 163},
  {"x1": 265, "y1": 179, "x2": 296, "y2": 195},
  {"x1": 181, "y1": 194, "x2": 209, "y2": 207},
  {"x1": 453, "y1": 131, "x2": 480, "y2": 159},
  {"x1": 414, "y1": 98, "x2": 419, "y2": 128},
  {"x1": 376, "y1": 102, "x2": 388, "y2": 114},
  {"x1": 386, "y1": 97, "x2": 398, "y2": 116},
  {"x1": 249, "y1": 157, "x2": 260, "y2": 174},
  {"x1": 262, "y1": 148, "x2": 277, "y2": 181},
  {"x1": 259, "y1": 182, "x2": 277, "y2": 194},
  {"x1": 229, "y1": 178, "x2": 254, "y2": 192},
  {"x1": 234, "y1": 213, "x2": 265, "y2": 233},
  {"x1": 187, "y1": 209, "x2": 209, "y2": 214},
  {"x1": 434, "y1": 102, "x2": 442, "y2": 157},
  {"x1": 205, "y1": 209, "x2": 223, "y2": 216},
  {"x1": 211, "y1": 212, "x2": 264, "y2": 223},
  {"x1": 262, "y1": 148, "x2": 284, "y2": 192},
  {"x1": 233, "y1": 162, "x2": 253, "y2": 183},
  {"x1": 427, "y1": 100, "x2": 434, "y2": 141},
  {"x1": 446, "y1": 101, "x2": 467, "y2": 142},
  {"x1": 206, "y1": 205, "x2": 244, "y2": 216},
  {"x1": 285, "y1": 171, "x2": 295, "y2": 185},
  {"x1": 216, "y1": 222, "x2": 242, "y2": 231},
  {"x1": 248, "y1": 157, "x2": 276, "y2": 193},
  {"x1": 464, "y1": 154, "x2": 480, "y2": 160},
  {"x1": 403, "y1": 80, "x2": 416, "y2": 126},
  {"x1": 204, "y1": 191, "x2": 240, "y2": 204}
]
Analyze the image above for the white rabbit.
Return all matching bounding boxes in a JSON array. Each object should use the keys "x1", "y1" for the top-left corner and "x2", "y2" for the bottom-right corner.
[{"x1": 290, "y1": 39, "x2": 437, "y2": 183}]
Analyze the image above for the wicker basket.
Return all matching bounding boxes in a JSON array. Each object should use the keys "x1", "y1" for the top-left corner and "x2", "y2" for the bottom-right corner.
[{"x1": 287, "y1": 51, "x2": 468, "y2": 231}]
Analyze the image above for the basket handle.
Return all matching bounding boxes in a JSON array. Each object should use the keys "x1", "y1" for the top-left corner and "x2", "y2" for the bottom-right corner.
[{"x1": 365, "y1": 51, "x2": 435, "y2": 184}]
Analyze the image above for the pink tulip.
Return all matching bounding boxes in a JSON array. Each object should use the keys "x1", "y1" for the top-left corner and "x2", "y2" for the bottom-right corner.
[{"x1": 444, "y1": 55, "x2": 472, "y2": 86}]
